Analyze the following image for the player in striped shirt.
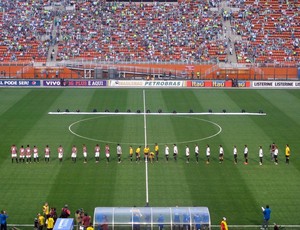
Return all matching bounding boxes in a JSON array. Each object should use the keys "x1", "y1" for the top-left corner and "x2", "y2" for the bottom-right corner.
[
  {"x1": 19, "y1": 145, "x2": 25, "y2": 163},
  {"x1": 71, "y1": 145, "x2": 77, "y2": 163},
  {"x1": 44, "y1": 145, "x2": 50, "y2": 162},
  {"x1": 26, "y1": 144, "x2": 32, "y2": 163},
  {"x1": 58, "y1": 145, "x2": 64, "y2": 162},
  {"x1": 11, "y1": 144, "x2": 18, "y2": 163},
  {"x1": 83, "y1": 144, "x2": 88, "y2": 163},
  {"x1": 33, "y1": 145, "x2": 39, "y2": 163},
  {"x1": 105, "y1": 144, "x2": 110, "y2": 163},
  {"x1": 94, "y1": 144, "x2": 100, "y2": 163}
]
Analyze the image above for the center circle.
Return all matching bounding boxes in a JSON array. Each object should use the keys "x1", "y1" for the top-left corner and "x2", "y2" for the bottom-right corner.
[{"x1": 69, "y1": 115, "x2": 222, "y2": 145}]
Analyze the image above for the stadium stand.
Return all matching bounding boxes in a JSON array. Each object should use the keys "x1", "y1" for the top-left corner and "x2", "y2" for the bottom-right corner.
[
  {"x1": 231, "y1": 0, "x2": 300, "y2": 64},
  {"x1": 55, "y1": 0, "x2": 227, "y2": 63}
]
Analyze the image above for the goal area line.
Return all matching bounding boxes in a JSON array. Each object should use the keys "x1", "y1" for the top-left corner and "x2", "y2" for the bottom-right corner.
[{"x1": 48, "y1": 112, "x2": 266, "y2": 116}]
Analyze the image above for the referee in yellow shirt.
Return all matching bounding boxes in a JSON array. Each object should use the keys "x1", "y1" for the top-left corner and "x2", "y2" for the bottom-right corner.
[
  {"x1": 154, "y1": 143, "x2": 159, "y2": 162},
  {"x1": 285, "y1": 144, "x2": 290, "y2": 164}
]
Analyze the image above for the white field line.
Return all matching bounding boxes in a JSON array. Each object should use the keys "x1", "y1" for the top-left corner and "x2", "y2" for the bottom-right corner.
[
  {"x1": 143, "y1": 90, "x2": 149, "y2": 205},
  {"x1": 49, "y1": 112, "x2": 266, "y2": 116}
]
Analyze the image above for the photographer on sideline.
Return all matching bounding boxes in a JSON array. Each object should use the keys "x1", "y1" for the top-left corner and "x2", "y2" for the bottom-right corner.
[
  {"x1": 0, "y1": 210, "x2": 8, "y2": 230},
  {"x1": 261, "y1": 205, "x2": 271, "y2": 230}
]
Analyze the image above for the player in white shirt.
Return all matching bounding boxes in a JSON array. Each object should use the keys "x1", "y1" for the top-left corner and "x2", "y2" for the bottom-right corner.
[
  {"x1": 244, "y1": 144, "x2": 249, "y2": 165},
  {"x1": 117, "y1": 144, "x2": 122, "y2": 163},
  {"x1": 259, "y1": 146, "x2": 264, "y2": 165},
  {"x1": 195, "y1": 144, "x2": 199, "y2": 163},
  {"x1": 206, "y1": 144, "x2": 210, "y2": 164},
  {"x1": 219, "y1": 145, "x2": 224, "y2": 163},
  {"x1": 173, "y1": 144, "x2": 178, "y2": 162},
  {"x1": 274, "y1": 145, "x2": 279, "y2": 165},
  {"x1": 233, "y1": 145, "x2": 238, "y2": 164},
  {"x1": 185, "y1": 145, "x2": 190, "y2": 163},
  {"x1": 165, "y1": 144, "x2": 169, "y2": 162}
]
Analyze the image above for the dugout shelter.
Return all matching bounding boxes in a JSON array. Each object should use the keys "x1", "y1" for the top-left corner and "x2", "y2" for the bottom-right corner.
[{"x1": 94, "y1": 207, "x2": 211, "y2": 230}]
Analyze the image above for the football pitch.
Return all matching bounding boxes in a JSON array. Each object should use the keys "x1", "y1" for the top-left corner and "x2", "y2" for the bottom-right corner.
[{"x1": 0, "y1": 88, "x2": 300, "y2": 229}]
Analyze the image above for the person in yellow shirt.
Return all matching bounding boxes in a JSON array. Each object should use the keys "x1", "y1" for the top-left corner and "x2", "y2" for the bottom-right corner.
[
  {"x1": 154, "y1": 143, "x2": 159, "y2": 162},
  {"x1": 38, "y1": 213, "x2": 45, "y2": 230},
  {"x1": 220, "y1": 217, "x2": 228, "y2": 230},
  {"x1": 43, "y1": 203, "x2": 49, "y2": 217},
  {"x1": 149, "y1": 152, "x2": 155, "y2": 163},
  {"x1": 144, "y1": 145, "x2": 150, "y2": 162},
  {"x1": 46, "y1": 215, "x2": 54, "y2": 230},
  {"x1": 135, "y1": 146, "x2": 141, "y2": 163},
  {"x1": 86, "y1": 223, "x2": 94, "y2": 230},
  {"x1": 285, "y1": 144, "x2": 290, "y2": 164},
  {"x1": 129, "y1": 146, "x2": 134, "y2": 162}
]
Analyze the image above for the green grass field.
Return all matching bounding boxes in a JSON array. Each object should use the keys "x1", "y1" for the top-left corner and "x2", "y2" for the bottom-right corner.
[{"x1": 0, "y1": 88, "x2": 300, "y2": 228}]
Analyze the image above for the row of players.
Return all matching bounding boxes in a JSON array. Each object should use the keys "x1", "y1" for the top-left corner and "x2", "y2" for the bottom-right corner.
[{"x1": 10, "y1": 143, "x2": 291, "y2": 165}]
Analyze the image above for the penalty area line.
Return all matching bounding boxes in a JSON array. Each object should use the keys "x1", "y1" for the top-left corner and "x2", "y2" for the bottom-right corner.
[{"x1": 48, "y1": 112, "x2": 267, "y2": 116}]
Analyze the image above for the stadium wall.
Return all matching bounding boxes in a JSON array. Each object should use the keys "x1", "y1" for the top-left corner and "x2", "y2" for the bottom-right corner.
[{"x1": 0, "y1": 64, "x2": 298, "y2": 80}]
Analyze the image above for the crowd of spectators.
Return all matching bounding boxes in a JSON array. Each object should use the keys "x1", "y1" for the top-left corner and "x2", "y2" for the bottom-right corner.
[
  {"x1": 230, "y1": 0, "x2": 300, "y2": 64},
  {"x1": 0, "y1": 0, "x2": 299, "y2": 64},
  {"x1": 0, "y1": 0, "x2": 55, "y2": 62},
  {"x1": 56, "y1": 0, "x2": 226, "y2": 63}
]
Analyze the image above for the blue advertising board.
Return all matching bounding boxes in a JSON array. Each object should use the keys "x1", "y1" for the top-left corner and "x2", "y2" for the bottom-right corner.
[
  {"x1": 53, "y1": 218, "x2": 74, "y2": 230},
  {"x1": 0, "y1": 80, "x2": 41, "y2": 87}
]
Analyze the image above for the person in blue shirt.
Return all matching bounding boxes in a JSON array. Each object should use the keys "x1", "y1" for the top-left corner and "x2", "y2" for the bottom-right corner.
[
  {"x1": 261, "y1": 205, "x2": 271, "y2": 230},
  {"x1": 193, "y1": 213, "x2": 201, "y2": 230},
  {"x1": 173, "y1": 207, "x2": 180, "y2": 230},
  {"x1": 132, "y1": 213, "x2": 141, "y2": 230},
  {"x1": 157, "y1": 214, "x2": 164, "y2": 230},
  {"x1": 0, "y1": 210, "x2": 8, "y2": 230},
  {"x1": 182, "y1": 213, "x2": 190, "y2": 230}
]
